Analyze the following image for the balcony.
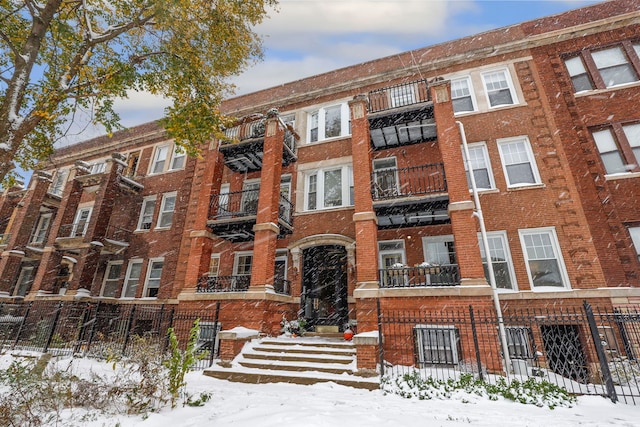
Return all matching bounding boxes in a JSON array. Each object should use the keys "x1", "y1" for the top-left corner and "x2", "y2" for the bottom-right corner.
[
  {"x1": 196, "y1": 275, "x2": 251, "y2": 292},
  {"x1": 101, "y1": 225, "x2": 131, "y2": 255},
  {"x1": 379, "y1": 265, "x2": 460, "y2": 288},
  {"x1": 207, "y1": 189, "x2": 294, "y2": 242},
  {"x1": 371, "y1": 162, "x2": 450, "y2": 228},
  {"x1": 219, "y1": 115, "x2": 298, "y2": 173},
  {"x1": 368, "y1": 79, "x2": 436, "y2": 150},
  {"x1": 55, "y1": 223, "x2": 89, "y2": 249}
]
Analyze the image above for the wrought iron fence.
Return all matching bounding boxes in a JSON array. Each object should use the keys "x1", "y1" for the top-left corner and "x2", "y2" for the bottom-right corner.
[
  {"x1": 371, "y1": 163, "x2": 447, "y2": 201},
  {"x1": 0, "y1": 301, "x2": 222, "y2": 370},
  {"x1": 196, "y1": 275, "x2": 251, "y2": 293},
  {"x1": 377, "y1": 301, "x2": 640, "y2": 404},
  {"x1": 368, "y1": 79, "x2": 431, "y2": 114},
  {"x1": 379, "y1": 265, "x2": 460, "y2": 287}
]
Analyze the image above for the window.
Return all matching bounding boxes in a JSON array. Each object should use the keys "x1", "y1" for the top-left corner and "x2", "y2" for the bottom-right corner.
[
  {"x1": 13, "y1": 266, "x2": 34, "y2": 297},
  {"x1": 414, "y1": 325, "x2": 459, "y2": 365},
  {"x1": 390, "y1": 84, "x2": 416, "y2": 108},
  {"x1": 477, "y1": 231, "x2": 516, "y2": 290},
  {"x1": 209, "y1": 254, "x2": 221, "y2": 276},
  {"x1": 241, "y1": 181, "x2": 260, "y2": 214},
  {"x1": 150, "y1": 143, "x2": 185, "y2": 174},
  {"x1": 101, "y1": 261, "x2": 123, "y2": 298},
  {"x1": 505, "y1": 327, "x2": 534, "y2": 360},
  {"x1": 137, "y1": 196, "x2": 156, "y2": 230},
  {"x1": 49, "y1": 170, "x2": 67, "y2": 196},
  {"x1": 481, "y1": 69, "x2": 517, "y2": 107},
  {"x1": 126, "y1": 151, "x2": 140, "y2": 177},
  {"x1": 592, "y1": 123, "x2": 640, "y2": 174},
  {"x1": 31, "y1": 213, "x2": 52, "y2": 244},
  {"x1": 564, "y1": 42, "x2": 640, "y2": 92},
  {"x1": 628, "y1": 226, "x2": 640, "y2": 261},
  {"x1": 378, "y1": 240, "x2": 406, "y2": 268},
  {"x1": 143, "y1": 259, "x2": 164, "y2": 298},
  {"x1": 497, "y1": 137, "x2": 541, "y2": 187},
  {"x1": 156, "y1": 192, "x2": 176, "y2": 229},
  {"x1": 422, "y1": 235, "x2": 456, "y2": 265},
  {"x1": 307, "y1": 103, "x2": 350, "y2": 143},
  {"x1": 373, "y1": 157, "x2": 399, "y2": 198},
  {"x1": 519, "y1": 227, "x2": 569, "y2": 289},
  {"x1": 462, "y1": 142, "x2": 494, "y2": 190},
  {"x1": 71, "y1": 207, "x2": 92, "y2": 237},
  {"x1": 451, "y1": 77, "x2": 476, "y2": 113},
  {"x1": 122, "y1": 260, "x2": 143, "y2": 298},
  {"x1": 304, "y1": 165, "x2": 354, "y2": 211},
  {"x1": 234, "y1": 252, "x2": 253, "y2": 276}
]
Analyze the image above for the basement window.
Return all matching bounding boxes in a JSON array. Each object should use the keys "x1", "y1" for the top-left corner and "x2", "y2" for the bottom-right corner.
[{"x1": 415, "y1": 325, "x2": 459, "y2": 366}]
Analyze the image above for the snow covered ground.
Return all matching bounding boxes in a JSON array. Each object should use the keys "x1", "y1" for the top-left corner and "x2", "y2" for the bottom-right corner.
[{"x1": 2, "y1": 354, "x2": 637, "y2": 427}]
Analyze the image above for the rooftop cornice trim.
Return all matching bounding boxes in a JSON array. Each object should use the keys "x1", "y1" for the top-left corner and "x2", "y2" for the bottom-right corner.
[{"x1": 223, "y1": 11, "x2": 640, "y2": 118}]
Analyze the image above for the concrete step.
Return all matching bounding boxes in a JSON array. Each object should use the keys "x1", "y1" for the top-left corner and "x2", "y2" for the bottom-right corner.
[{"x1": 203, "y1": 335, "x2": 379, "y2": 390}]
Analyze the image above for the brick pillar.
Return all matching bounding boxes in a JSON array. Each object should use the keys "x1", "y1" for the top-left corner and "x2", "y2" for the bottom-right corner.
[
  {"x1": 431, "y1": 81, "x2": 486, "y2": 284},
  {"x1": 31, "y1": 247, "x2": 64, "y2": 294},
  {"x1": 70, "y1": 158, "x2": 122, "y2": 295},
  {"x1": 250, "y1": 112, "x2": 285, "y2": 291},
  {"x1": 0, "y1": 171, "x2": 52, "y2": 295},
  {"x1": 349, "y1": 95, "x2": 380, "y2": 289},
  {"x1": 180, "y1": 148, "x2": 225, "y2": 293}
]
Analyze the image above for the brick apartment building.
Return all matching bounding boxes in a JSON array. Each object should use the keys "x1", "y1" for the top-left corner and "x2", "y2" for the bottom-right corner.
[{"x1": 1, "y1": 0, "x2": 639, "y2": 350}]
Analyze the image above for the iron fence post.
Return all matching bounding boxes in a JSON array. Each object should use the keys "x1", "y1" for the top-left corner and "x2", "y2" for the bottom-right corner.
[
  {"x1": 13, "y1": 302, "x2": 32, "y2": 349},
  {"x1": 377, "y1": 299, "x2": 384, "y2": 377},
  {"x1": 85, "y1": 301, "x2": 101, "y2": 354},
  {"x1": 44, "y1": 301, "x2": 63, "y2": 353},
  {"x1": 122, "y1": 304, "x2": 137, "y2": 355},
  {"x1": 162, "y1": 307, "x2": 175, "y2": 354},
  {"x1": 584, "y1": 301, "x2": 617, "y2": 403},
  {"x1": 74, "y1": 302, "x2": 91, "y2": 354},
  {"x1": 469, "y1": 305, "x2": 484, "y2": 381},
  {"x1": 208, "y1": 301, "x2": 221, "y2": 367}
]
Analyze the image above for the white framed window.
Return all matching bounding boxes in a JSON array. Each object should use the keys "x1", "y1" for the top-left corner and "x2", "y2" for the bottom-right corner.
[
  {"x1": 101, "y1": 261, "x2": 123, "y2": 298},
  {"x1": 422, "y1": 235, "x2": 456, "y2": 265},
  {"x1": 122, "y1": 259, "x2": 143, "y2": 298},
  {"x1": 592, "y1": 123, "x2": 640, "y2": 175},
  {"x1": 304, "y1": 165, "x2": 354, "y2": 211},
  {"x1": 378, "y1": 240, "x2": 406, "y2": 268},
  {"x1": 49, "y1": 169, "x2": 67, "y2": 196},
  {"x1": 505, "y1": 327, "x2": 534, "y2": 360},
  {"x1": 481, "y1": 69, "x2": 517, "y2": 108},
  {"x1": 390, "y1": 84, "x2": 416, "y2": 108},
  {"x1": 591, "y1": 46, "x2": 638, "y2": 88},
  {"x1": 451, "y1": 77, "x2": 476, "y2": 113},
  {"x1": 209, "y1": 254, "x2": 221, "y2": 277},
  {"x1": 462, "y1": 142, "x2": 495, "y2": 190},
  {"x1": 233, "y1": 252, "x2": 253, "y2": 276},
  {"x1": 497, "y1": 137, "x2": 541, "y2": 187},
  {"x1": 156, "y1": 192, "x2": 176, "y2": 229},
  {"x1": 477, "y1": 231, "x2": 516, "y2": 291},
  {"x1": 565, "y1": 56, "x2": 594, "y2": 92},
  {"x1": 72, "y1": 207, "x2": 92, "y2": 237},
  {"x1": 218, "y1": 183, "x2": 231, "y2": 216},
  {"x1": 241, "y1": 180, "x2": 260, "y2": 214},
  {"x1": 307, "y1": 103, "x2": 350, "y2": 143},
  {"x1": 143, "y1": 258, "x2": 164, "y2": 298},
  {"x1": 137, "y1": 196, "x2": 156, "y2": 231},
  {"x1": 373, "y1": 157, "x2": 399, "y2": 198},
  {"x1": 31, "y1": 213, "x2": 52, "y2": 244},
  {"x1": 13, "y1": 265, "x2": 34, "y2": 297},
  {"x1": 628, "y1": 226, "x2": 640, "y2": 262},
  {"x1": 519, "y1": 227, "x2": 570, "y2": 290},
  {"x1": 150, "y1": 143, "x2": 186, "y2": 174},
  {"x1": 414, "y1": 325, "x2": 459, "y2": 365}
]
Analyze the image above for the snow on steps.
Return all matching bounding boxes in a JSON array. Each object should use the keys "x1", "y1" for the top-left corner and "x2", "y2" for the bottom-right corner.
[{"x1": 203, "y1": 336, "x2": 379, "y2": 390}]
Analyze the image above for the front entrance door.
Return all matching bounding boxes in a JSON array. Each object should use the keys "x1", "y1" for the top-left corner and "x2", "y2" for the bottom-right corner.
[{"x1": 301, "y1": 245, "x2": 348, "y2": 331}]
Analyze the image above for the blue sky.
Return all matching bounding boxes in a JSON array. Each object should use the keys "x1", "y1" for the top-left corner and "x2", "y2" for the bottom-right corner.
[{"x1": 57, "y1": 0, "x2": 600, "y2": 147}]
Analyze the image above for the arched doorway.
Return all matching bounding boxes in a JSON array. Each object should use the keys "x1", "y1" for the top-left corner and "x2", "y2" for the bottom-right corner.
[{"x1": 301, "y1": 245, "x2": 348, "y2": 331}]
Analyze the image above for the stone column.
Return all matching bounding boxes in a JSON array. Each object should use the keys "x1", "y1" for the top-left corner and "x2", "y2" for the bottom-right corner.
[
  {"x1": 349, "y1": 95, "x2": 379, "y2": 289},
  {"x1": 249, "y1": 112, "x2": 285, "y2": 292},
  {"x1": 431, "y1": 80, "x2": 486, "y2": 285}
]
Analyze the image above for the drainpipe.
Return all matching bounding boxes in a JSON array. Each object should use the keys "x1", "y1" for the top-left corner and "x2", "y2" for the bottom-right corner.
[{"x1": 457, "y1": 120, "x2": 513, "y2": 374}]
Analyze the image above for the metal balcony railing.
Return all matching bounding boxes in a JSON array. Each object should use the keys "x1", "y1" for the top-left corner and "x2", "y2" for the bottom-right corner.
[
  {"x1": 196, "y1": 275, "x2": 251, "y2": 293},
  {"x1": 273, "y1": 278, "x2": 291, "y2": 295},
  {"x1": 58, "y1": 223, "x2": 89, "y2": 238},
  {"x1": 209, "y1": 189, "x2": 294, "y2": 226},
  {"x1": 105, "y1": 225, "x2": 131, "y2": 242},
  {"x1": 221, "y1": 117, "x2": 297, "y2": 154},
  {"x1": 278, "y1": 194, "x2": 294, "y2": 227},
  {"x1": 371, "y1": 162, "x2": 447, "y2": 201},
  {"x1": 368, "y1": 79, "x2": 431, "y2": 114},
  {"x1": 379, "y1": 265, "x2": 460, "y2": 288}
]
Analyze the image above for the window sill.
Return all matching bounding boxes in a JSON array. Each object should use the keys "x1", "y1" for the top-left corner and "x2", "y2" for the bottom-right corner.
[
  {"x1": 134, "y1": 228, "x2": 151, "y2": 233},
  {"x1": 469, "y1": 188, "x2": 499, "y2": 195},
  {"x1": 573, "y1": 80, "x2": 640, "y2": 97},
  {"x1": 296, "y1": 206, "x2": 355, "y2": 216},
  {"x1": 153, "y1": 226, "x2": 172, "y2": 231},
  {"x1": 506, "y1": 183, "x2": 545, "y2": 191},
  {"x1": 301, "y1": 134, "x2": 351, "y2": 147},
  {"x1": 604, "y1": 171, "x2": 640, "y2": 181}
]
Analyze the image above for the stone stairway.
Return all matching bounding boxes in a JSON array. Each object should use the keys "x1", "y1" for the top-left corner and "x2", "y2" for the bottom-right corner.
[{"x1": 203, "y1": 336, "x2": 379, "y2": 390}]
